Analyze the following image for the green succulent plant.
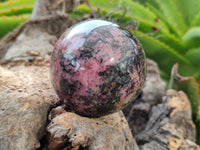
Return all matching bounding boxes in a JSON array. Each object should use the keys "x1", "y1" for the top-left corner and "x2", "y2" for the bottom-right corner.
[
  {"x1": 0, "y1": 0, "x2": 199, "y2": 144},
  {"x1": 0, "y1": 15, "x2": 29, "y2": 37},
  {"x1": 0, "y1": 0, "x2": 34, "y2": 38}
]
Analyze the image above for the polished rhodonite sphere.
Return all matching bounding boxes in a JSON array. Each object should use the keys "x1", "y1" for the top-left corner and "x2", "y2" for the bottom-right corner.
[{"x1": 50, "y1": 19, "x2": 146, "y2": 117}]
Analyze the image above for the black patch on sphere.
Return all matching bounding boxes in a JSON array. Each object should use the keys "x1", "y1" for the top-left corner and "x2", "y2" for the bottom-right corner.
[{"x1": 60, "y1": 79, "x2": 81, "y2": 97}]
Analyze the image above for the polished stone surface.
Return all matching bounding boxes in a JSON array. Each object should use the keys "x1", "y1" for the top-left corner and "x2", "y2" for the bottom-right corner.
[{"x1": 50, "y1": 19, "x2": 146, "y2": 117}]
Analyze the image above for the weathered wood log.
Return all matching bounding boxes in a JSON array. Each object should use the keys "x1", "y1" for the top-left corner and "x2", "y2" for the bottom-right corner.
[
  {"x1": 123, "y1": 59, "x2": 166, "y2": 136},
  {"x1": 0, "y1": 64, "x2": 52, "y2": 149},
  {"x1": 136, "y1": 89, "x2": 198, "y2": 150},
  {"x1": 47, "y1": 107, "x2": 138, "y2": 150},
  {"x1": 123, "y1": 60, "x2": 199, "y2": 150}
]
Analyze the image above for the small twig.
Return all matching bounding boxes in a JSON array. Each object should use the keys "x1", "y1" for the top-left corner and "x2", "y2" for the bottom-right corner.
[
  {"x1": 154, "y1": 34, "x2": 166, "y2": 39},
  {"x1": 136, "y1": 32, "x2": 156, "y2": 37},
  {"x1": 50, "y1": 0, "x2": 92, "y2": 13},
  {"x1": 103, "y1": 7, "x2": 122, "y2": 19},
  {"x1": 83, "y1": 0, "x2": 93, "y2": 11},
  {"x1": 94, "y1": 7, "x2": 103, "y2": 18},
  {"x1": 50, "y1": 0, "x2": 66, "y2": 10},
  {"x1": 118, "y1": 6, "x2": 127, "y2": 22}
]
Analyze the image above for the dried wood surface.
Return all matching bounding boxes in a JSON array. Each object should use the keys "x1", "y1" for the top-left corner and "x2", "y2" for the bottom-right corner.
[
  {"x1": 123, "y1": 60, "x2": 199, "y2": 150},
  {"x1": 47, "y1": 107, "x2": 138, "y2": 150}
]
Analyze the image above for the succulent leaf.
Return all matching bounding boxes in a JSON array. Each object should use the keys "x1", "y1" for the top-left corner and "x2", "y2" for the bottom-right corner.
[
  {"x1": 0, "y1": 6, "x2": 33, "y2": 16},
  {"x1": 185, "y1": 48, "x2": 200, "y2": 68},
  {"x1": 171, "y1": 64, "x2": 199, "y2": 113},
  {"x1": 0, "y1": 15, "x2": 29, "y2": 38},
  {"x1": 173, "y1": 0, "x2": 200, "y2": 26},
  {"x1": 154, "y1": 32, "x2": 186, "y2": 54},
  {"x1": 171, "y1": 64, "x2": 200, "y2": 143},
  {"x1": 145, "y1": 3, "x2": 181, "y2": 38},
  {"x1": 0, "y1": 0, "x2": 35, "y2": 11},
  {"x1": 191, "y1": 11, "x2": 200, "y2": 27},
  {"x1": 135, "y1": 31, "x2": 190, "y2": 78},
  {"x1": 183, "y1": 27, "x2": 200, "y2": 49},
  {"x1": 89, "y1": 0, "x2": 169, "y2": 34},
  {"x1": 153, "y1": 0, "x2": 187, "y2": 36}
]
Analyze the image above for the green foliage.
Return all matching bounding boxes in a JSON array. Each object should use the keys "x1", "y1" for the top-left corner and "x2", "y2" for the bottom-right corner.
[
  {"x1": 89, "y1": 0, "x2": 169, "y2": 33},
  {"x1": 185, "y1": 48, "x2": 200, "y2": 68},
  {"x1": 0, "y1": 6, "x2": 33, "y2": 16},
  {"x1": 173, "y1": 0, "x2": 200, "y2": 26},
  {"x1": 191, "y1": 11, "x2": 200, "y2": 27},
  {"x1": 136, "y1": 31, "x2": 190, "y2": 74},
  {"x1": 0, "y1": 0, "x2": 34, "y2": 38},
  {"x1": 0, "y1": 0, "x2": 35, "y2": 11},
  {"x1": 154, "y1": 0, "x2": 187, "y2": 36},
  {"x1": 183, "y1": 27, "x2": 200, "y2": 49},
  {"x1": 0, "y1": 15, "x2": 29, "y2": 37}
]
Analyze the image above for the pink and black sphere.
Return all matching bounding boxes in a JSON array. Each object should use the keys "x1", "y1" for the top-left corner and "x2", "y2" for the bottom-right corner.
[{"x1": 50, "y1": 19, "x2": 146, "y2": 117}]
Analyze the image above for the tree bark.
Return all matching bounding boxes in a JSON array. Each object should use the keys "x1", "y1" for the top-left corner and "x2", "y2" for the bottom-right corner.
[
  {"x1": 47, "y1": 107, "x2": 138, "y2": 150},
  {"x1": 0, "y1": 64, "x2": 52, "y2": 150},
  {"x1": 123, "y1": 59, "x2": 199, "y2": 150}
]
